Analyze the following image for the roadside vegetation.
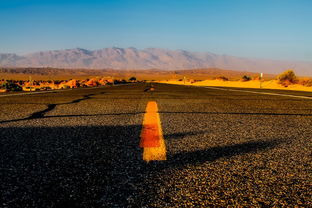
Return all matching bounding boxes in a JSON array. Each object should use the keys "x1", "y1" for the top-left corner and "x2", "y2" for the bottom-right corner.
[
  {"x1": 298, "y1": 78, "x2": 312, "y2": 87},
  {"x1": 277, "y1": 70, "x2": 297, "y2": 87},
  {"x1": 241, "y1": 75, "x2": 252, "y2": 82},
  {"x1": 159, "y1": 69, "x2": 312, "y2": 92},
  {"x1": 0, "y1": 80, "x2": 22, "y2": 91},
  {"x1": 215, "y1": 76, "x2": 229, "y2": 81},
  {"x1": 0, "y1": 77, "x2": 140, "y2": 93}
]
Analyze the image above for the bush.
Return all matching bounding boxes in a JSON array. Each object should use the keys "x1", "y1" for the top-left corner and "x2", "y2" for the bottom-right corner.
[
  {"x1": 215, "y1": 76, "x2": 228, "y2": 81},
  {"x1": 252, "y1": 75, "x2": 261, "y2": 80},
  {"x1": 299, "y1": 78, "x2": 312, "y2": 87},
  {"x1": 277, "y1": 70, "x2": 297, "y2": 86},
  {"x1": 241, "y1": 75, "x2": 252, "y2": 82},
  {"x1": 2, "y1": 81, "x2": 22, "y2": 91}
]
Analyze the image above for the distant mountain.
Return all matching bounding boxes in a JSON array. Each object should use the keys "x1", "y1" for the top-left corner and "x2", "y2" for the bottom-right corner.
[{"x1": 0, "y1": 47, "x2": 311, "y2": 76}]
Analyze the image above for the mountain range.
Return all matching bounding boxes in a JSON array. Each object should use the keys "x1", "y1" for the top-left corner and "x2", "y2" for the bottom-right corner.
[{"x1": 0, "y1": 47, "x2": 311, "y2": 76}]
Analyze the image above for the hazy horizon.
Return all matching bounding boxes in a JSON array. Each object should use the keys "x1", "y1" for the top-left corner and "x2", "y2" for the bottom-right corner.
[
  {"x1": 1, "y1": 47, "x2": 312, "y2": 76},
  {"x1": 1, "y1": 46, "x2": 312, "y2": 64}
]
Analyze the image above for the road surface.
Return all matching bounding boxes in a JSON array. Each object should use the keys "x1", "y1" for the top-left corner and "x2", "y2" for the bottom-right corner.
[{"x1": 1, "y1": 83, "x2": 311, "y2": 207}]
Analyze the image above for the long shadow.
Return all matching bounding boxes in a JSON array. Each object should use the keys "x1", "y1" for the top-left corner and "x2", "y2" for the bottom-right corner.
[
  {"x1": 0, "y1": 125, "x2": 282, "y2": 207},
  {"x1": 0, "y1": 125, "x2": 144, "y2": 207},
  {"x1": 166, "y1": 140, "x2": 280, "y2": 168}
]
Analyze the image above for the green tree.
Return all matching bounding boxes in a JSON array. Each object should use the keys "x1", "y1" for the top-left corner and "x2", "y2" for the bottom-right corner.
[{"x1": 3, "y1": 81, "x2": 22, "y2": 91}]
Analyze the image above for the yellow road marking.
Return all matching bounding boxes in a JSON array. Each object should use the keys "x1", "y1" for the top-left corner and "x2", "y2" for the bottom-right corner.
[{"x1": 140, "y1": 101, "x2": 167, "y2": 162}]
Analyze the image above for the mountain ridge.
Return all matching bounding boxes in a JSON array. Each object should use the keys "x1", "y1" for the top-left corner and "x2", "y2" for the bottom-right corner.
[{"x1": 0, "y1": 47, "x2": 311, "y2": 76}]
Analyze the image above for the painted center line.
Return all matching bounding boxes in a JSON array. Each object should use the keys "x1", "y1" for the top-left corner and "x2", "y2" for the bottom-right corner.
[
  {"x1": 140, "y1": 101, "x2": 167, "y2": 162},
  {"x1": 204, "y1": 86, "x2": 312, "y2": 100}
]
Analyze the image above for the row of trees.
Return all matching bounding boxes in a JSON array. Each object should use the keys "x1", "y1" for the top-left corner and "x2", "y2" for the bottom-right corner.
[
  {"x1": 1, "y1": 77, "x2": 138, "y2": 92},
  {"x1": 1, "y1": 80, "x2": 22, "y2": 91}
]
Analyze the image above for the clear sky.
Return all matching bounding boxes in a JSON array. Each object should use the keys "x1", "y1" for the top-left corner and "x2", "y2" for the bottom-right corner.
[{"x1": 0, "y1": 0, "x2": 311, "y2": 61}]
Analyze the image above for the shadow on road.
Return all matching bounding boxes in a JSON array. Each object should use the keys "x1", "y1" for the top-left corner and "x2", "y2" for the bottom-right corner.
[
  {"x1": 167, "y1": 140, "x2": 280, "y2": 168},
  {"x1": 0, "y1": 125, "x2": 281, "y2": 207},
  {"x1": 1, "y1": 125, "x2": 143, "y2": 207}
]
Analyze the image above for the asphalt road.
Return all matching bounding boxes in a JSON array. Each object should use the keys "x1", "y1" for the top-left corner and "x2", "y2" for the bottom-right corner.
[{"x1": 0, "y1": 83, "x2": 311, "y2": 207}]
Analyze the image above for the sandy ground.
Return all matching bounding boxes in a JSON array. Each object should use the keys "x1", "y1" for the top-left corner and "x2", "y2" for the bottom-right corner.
[{"x1": 159, "y1": 80, "x2": 312, "y2": 92}]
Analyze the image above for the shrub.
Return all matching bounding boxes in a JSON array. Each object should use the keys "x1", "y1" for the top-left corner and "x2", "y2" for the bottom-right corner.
[
  {"x1": 215, "y1": 76, "x2": 228, "y2": 81},
  {"x1": 241, "y1": 75, "x2": 252, "y2": 82},
  {"x1": 253, "y1": 75, "x2": 261, "y2": 80},
  {"x1": 299, "y1": 78, "x2": 312, "y2": 87},
  {"x1": 277, "y1": 70, "x2": 297, "y2": 86},
  {"x1": 2, "y1": 81, "x2": 22, "y2": 91}
]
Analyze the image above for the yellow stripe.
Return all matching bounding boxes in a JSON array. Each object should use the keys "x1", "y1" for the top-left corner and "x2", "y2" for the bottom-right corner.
[{"x1": 141, "y1": 101, "x2": 167, "y2": 162}]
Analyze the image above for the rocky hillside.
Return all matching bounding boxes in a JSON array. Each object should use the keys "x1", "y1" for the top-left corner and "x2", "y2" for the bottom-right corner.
[{"x1": 0, "y1": 47, "x2": 311, "y2": 76}]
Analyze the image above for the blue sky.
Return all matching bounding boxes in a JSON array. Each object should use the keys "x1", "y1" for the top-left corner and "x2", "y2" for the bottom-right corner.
[{"x1": 0, "y1": 0, "x2": 311, "y2": 61}]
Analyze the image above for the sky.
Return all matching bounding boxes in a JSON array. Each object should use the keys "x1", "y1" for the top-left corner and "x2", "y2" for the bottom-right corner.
[{"x1": 0, "y1": 0, "x2": 311, "y2": 62}]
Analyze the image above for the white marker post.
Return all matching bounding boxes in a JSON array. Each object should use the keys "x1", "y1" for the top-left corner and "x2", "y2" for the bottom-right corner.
[{"x1": 260, "y1": 73, "x2": 263, "y2": 88}]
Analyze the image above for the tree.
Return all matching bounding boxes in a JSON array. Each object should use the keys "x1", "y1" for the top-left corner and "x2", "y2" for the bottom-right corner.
[
  {"x1": 129, "y1": 77, "x2": 137, "y2": 82},
  {"x1": 277, "y1": 70, "x2": 297, "y2": 86},
  {"x1": 241, "y1": 75, "x2": 251, "y2": 82},
  {"x1": 3, "y1": 81, "x2": 22, "y2": 91}
]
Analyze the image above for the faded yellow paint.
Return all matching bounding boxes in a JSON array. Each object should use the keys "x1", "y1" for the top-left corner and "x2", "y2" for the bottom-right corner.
[{"x1": 140, "y1": 101, "x2": 167, "y2": 162}]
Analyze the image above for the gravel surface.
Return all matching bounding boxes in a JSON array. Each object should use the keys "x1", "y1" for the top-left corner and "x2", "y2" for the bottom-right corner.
[{"x1": 0, "y1": 83, "x2": 311, "y2": 207}]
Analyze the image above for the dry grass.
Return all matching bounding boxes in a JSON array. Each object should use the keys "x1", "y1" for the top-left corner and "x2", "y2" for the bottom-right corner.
[
  {"x1": 0, "y1": 67, "x2": 277, "y2": 81},
  {"x1": 159, "y1": 79, "x2": 312, "y2": 92}
]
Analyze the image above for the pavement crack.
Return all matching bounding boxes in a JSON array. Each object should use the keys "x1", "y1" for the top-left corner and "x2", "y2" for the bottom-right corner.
[
  {"x1": 29, "y1": 104, "x2": 57, "y2": 119},
  {"x1": 70, "y1": 94, "x2": 95, "y2": 104},
  {"x1": 0, "y1": 93, "x2": 96, "y2": 124}
]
